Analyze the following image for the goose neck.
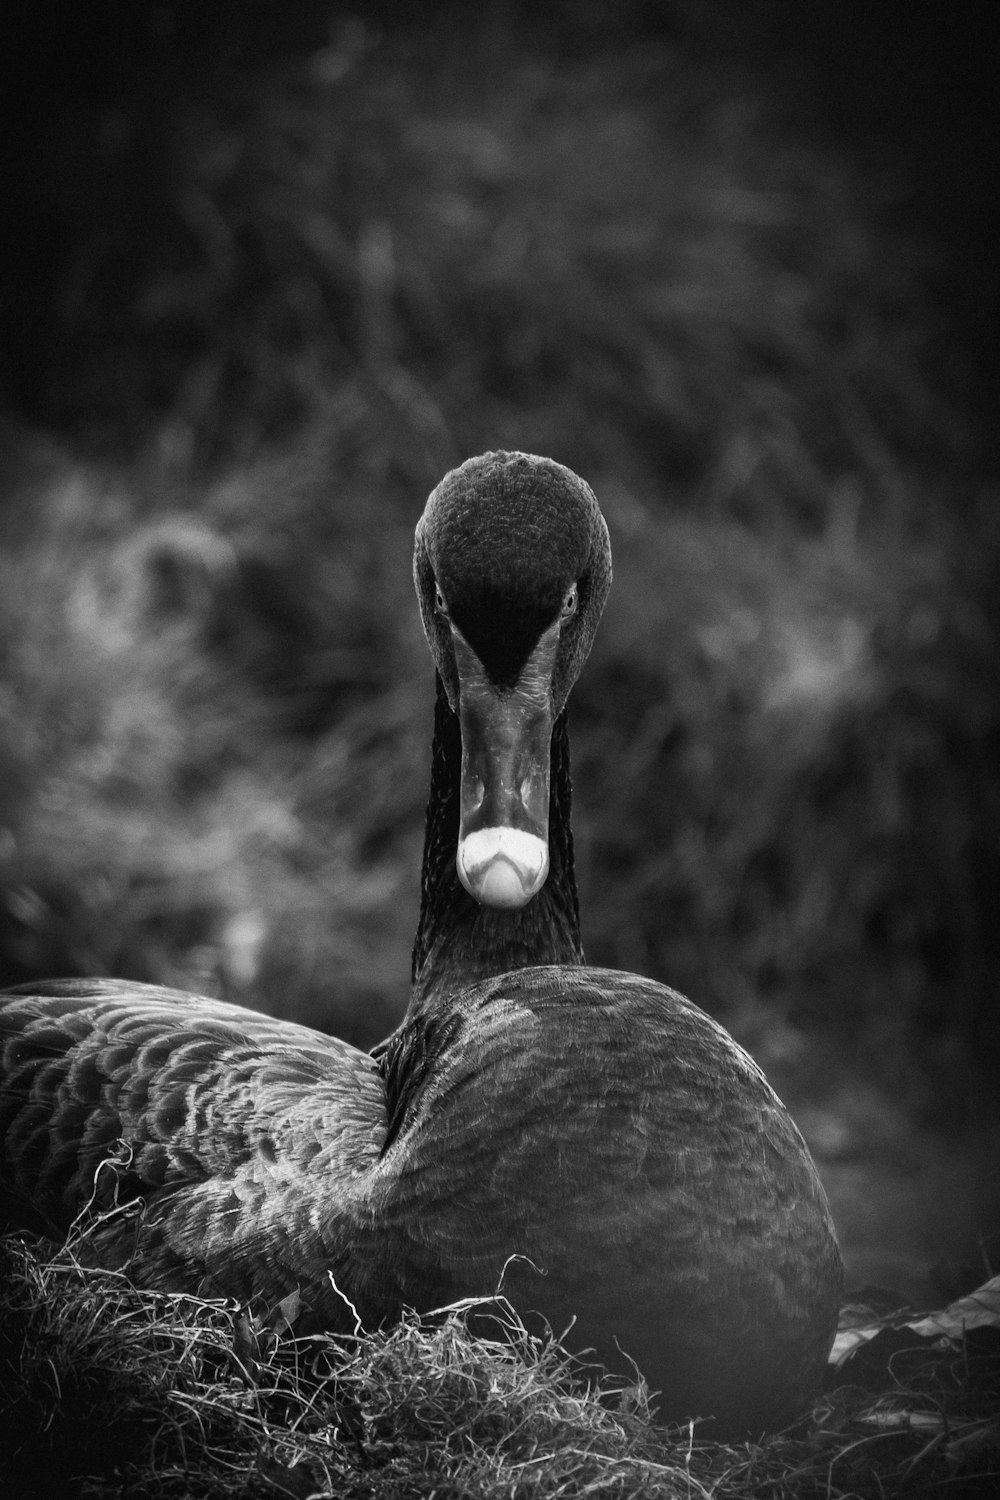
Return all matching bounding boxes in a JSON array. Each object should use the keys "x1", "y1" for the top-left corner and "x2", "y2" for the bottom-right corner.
[{"x1": 409, "y1": 674, "x2": 583, "y2": 1017}]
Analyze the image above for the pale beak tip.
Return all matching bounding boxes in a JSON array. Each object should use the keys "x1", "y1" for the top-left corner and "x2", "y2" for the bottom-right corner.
[{"x1": 457, "y1": 829, "x2": 549, "y2": 909}]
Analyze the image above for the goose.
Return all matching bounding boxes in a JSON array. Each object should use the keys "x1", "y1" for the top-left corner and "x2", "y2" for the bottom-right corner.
[{"x1": 0, "y1": 451, "x2": 842, "y2": 1434}]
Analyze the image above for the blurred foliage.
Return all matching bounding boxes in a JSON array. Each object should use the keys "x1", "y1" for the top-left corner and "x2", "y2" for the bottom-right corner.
[
  {"x1": 0, "y1": 4, "x2": 997, "y2": 1284},
  {"x1": 1, "y1": 4, "x2": 984, "y2": 486}
]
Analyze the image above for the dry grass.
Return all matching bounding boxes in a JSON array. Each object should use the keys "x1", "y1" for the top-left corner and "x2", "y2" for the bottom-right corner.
[{"x1": 2, "y1": 1226, "x2": 998, "y2": 1499}]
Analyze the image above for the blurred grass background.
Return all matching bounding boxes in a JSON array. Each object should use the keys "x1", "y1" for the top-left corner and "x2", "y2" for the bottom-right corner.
[{"x1": 0, "y1": 0, "x2": 997, "y2": 1298}]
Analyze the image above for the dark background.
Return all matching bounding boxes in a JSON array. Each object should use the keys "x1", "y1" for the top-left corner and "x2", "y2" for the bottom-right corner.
[{"x1": 1, "y1": 0, "x2": 997, "y2": 1299}]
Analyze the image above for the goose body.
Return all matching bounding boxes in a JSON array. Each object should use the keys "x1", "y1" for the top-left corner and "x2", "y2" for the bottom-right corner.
[{"x1": 0, "y1": 452, "x2": 842, "y2": 1434}]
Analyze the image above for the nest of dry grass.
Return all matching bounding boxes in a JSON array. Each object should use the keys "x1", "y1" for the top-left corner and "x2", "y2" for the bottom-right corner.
[{"x1": 2, "y1": 1229, "x2": 997, "y2": 1499}]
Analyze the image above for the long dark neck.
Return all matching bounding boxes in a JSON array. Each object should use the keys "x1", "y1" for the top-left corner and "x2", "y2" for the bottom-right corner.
[{"x1": 409, "y1": 673, "x2": 583, "y2": 1017}]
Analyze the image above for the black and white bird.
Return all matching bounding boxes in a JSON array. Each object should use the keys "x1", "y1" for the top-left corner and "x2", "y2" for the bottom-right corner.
[{"x1": 0, "y1": 451, "x2": 842, "y2": 1434}]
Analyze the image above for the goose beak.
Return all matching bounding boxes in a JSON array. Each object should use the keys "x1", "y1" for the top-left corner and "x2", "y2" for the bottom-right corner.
[
  {"x1": 453, "y1": 624, "x2": 557, "y2": 910},
  {"x1": 457, "y1": 826, "x2": 549, "y2": 908}
]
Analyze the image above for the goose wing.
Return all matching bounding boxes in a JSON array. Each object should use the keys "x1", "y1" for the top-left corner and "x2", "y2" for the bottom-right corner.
[{"x1": 0, "y1": 978, "x2": 387, "y2": 1319}]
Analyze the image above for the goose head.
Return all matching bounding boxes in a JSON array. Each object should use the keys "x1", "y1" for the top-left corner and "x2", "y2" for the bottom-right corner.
[{"x1": 414, "y1": 451, "x2": 611, "y2": 910}]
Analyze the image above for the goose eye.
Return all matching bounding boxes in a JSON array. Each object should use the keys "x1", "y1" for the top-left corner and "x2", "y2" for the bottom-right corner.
[
  {"x1": 561, "y1": 585, "x2": 579, "y2": 619},
  {"x1": 434, "y1": 584, "x2": 450, "y2": 619}
]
